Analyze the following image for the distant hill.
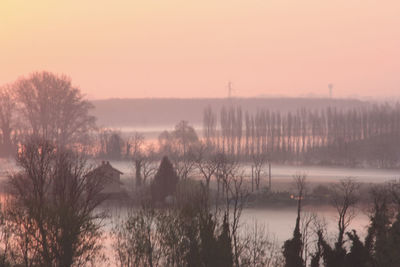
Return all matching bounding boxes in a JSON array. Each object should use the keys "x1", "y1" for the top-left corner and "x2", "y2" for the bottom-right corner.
[{"x1": 91, "y1": 97, "x2": 369, "y2": 128}]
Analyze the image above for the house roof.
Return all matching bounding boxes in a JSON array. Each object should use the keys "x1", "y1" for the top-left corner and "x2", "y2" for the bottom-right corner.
[{"x1": 88, "y1": 161, "x2": 124, "y2": 176}]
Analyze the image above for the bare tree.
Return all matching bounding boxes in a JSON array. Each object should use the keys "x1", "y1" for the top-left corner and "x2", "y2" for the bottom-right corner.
[
  {"x1": 251, "y1": 153, "x2": 268, "y2": 191},
  {"x1": 203, "y1": 106, "x2": 217, "y2": 148},
  {"x1": 0, "y1": 202, "x2": 12, "y2": 266},
  {"x1": 300, "y1": 212, "x2": 319, "y2": 266},
  {"x1": 4, "y1": 199, "x2": 40, "y2": 267},
  {"x1": 205, "y1": 103, "x2": 400, "y2": 167},
  {"x1": 97, "y1": 128, "x2": 112, "y2": 157},
  {"x1": 214, "y1": 153, "x2": 238, "y2": 207},
  {"x1": 140, "y1": 145, "x2": 159, "y2": 186},
  {"x1": 330, "y1": 178, "x2": 359, "y2": 247},
  {"x1": 158, "y1": 130, "x2": 173, "y2": 156},
  {"x1": 113, "y1": 180, "x2": 239, "y2": 267},
  {"x1": 158, "y1": 121, "x2": 199, "y2": 180},
  {"x1": 216, "y1": 159, "x2": 248, "y2": 267},
  {"x1": 130, "y1": 133, "x2": 145, "y2": 186},
  {"x1": 15, "y1": 71, "x2": 96, "y2": 147},
  {"x1": 172, "y1": 120, "x2": 199, "y2": 157},
  {"x1": 225, "y1": 174, "x2": 248, "y2": 266},
  {"x1": 0, "y1": 85, "x2": 16, "y2": 157},
  {"x1": 294, "y1": 173, "x2": 307, "y2": 230},
  {"x1": 106, "y1": 131, "x2": 124, "y2": 160},
  {"x1": 113, "y1": 206, "x2": 161, "y2": 267},
  {"x1": 6, "y1": 137, "x2": 107, "y2": 266},
  {"x1": 236, "y1": 107, "x2": 243, "y2": 157},
  {"x1": 309, "y1": 214, "x2": 328, "y2": 267},
  {"x1": 175, "y1": 156, "x2": 197, "y2": 181},
  {"x1": 130, "y1": 140, "x2": 158, "y2": 188},
  {"x1": 240, "y1": 220, "x2": 283, "y2": 267},
  {"x1": 195, "y1": 143, "x2": 219, "y2": 191}
]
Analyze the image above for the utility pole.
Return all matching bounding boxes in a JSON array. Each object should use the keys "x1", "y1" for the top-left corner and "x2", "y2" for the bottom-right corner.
[
  {"x1": 251, "y1": 165, "x2": 254, "y2": 192},
  {"x1": 228, "y1": 81, "x2": 233, "y2": 99},
  {"x1": 268, "y1": 162, "x2": 271, "y2": 190},
  {"x1": 328, "y1": 83, "x2": 333, "y2": 99}
]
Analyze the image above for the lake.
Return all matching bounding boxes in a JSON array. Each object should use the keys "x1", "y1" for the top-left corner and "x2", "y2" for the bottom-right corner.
[{"x1": 0, "y1": 158, "x2": 390, "y2": 265}]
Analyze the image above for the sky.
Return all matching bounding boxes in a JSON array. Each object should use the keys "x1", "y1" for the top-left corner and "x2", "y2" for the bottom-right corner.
[{"x1": 0, "y1": 0, "x2": 399, "y2": 99}]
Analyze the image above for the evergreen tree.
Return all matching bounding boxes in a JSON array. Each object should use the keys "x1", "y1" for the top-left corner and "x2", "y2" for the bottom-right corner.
[
  {"x1": 185, "y1": 221, "x2": 202, "y2": 267},
  {"x1": 199, "y1": 214, "x2": 219, "y2": 267},
  {"x1": 316, "y1": 230, "x2": 347, "y2": 267},
  {"x1": 217, "y1": 214, "x2": 234, "y2": 267},
  {"x1": 283, "y1": 174, "x2": 305, "y2": 267},
  {"x1": 345, "y1": 230, "x2": 371, "y2": 267},
  {"x1": 385, "y1": 214, "x2": 400, "y2": 267},
  {"x1": 367, "y1": 186, "x2": 392, "y2": 266},
  {"x1": 283, "y1": 225, "x2": 304, "y2": 267},
  {"x1": 151, "y1": 156, "x2": 179, "y2": 203}
]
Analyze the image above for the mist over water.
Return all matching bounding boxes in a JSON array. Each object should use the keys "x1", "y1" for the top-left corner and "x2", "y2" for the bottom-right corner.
[
  {"x1": 241, "y1": 206, "x2": 369, "y2": 243},
  {"x1": 1, "y1": 0, "x2": 400, "y2": 265}
]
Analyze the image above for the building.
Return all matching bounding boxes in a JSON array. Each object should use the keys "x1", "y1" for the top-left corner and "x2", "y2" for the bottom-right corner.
[{"x1": 88, "y1": 161, "x2": 123, "y2": 194}]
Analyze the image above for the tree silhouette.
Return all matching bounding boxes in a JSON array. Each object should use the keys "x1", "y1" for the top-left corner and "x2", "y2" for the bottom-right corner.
[
  {"x1": 15, "y1": 71, "x2": 96, "y2": 147},
  {"x1": 6, "y1": 137, "x2": 106, "y2": 266},
  {"x1": 151, "y1": 156, "x2": 179, "y2": 203}
]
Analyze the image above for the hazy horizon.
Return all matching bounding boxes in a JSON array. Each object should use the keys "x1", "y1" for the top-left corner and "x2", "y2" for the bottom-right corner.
[
  {"x1": 88, "y1": 95, "x2": 394, "y2": 101},
  {"x1": 1, "y1": 0, "x2": 399, "y2": 99}
]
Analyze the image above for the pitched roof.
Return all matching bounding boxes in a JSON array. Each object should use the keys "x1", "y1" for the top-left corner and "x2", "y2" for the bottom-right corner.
[{"x1": 89, "y1": 161, "x2": 124, "y2": 176}]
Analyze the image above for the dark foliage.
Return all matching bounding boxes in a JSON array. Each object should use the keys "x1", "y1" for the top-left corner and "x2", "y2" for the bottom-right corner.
[
  {"x1": 283, "y1": 225, "x2": 304, "y2": 267},
  {"x1": 151, "y1": 156, "x2": 179, "y2": 203},
  {"x1": 283, "y1": 175, "x2": 306, "y2": 267},
  {"x1": 345, "y1": 230, "x2": 371, "y2": 267},
  {"x1": 217, "y1": 214, "x2": 234, "y2": 267}
]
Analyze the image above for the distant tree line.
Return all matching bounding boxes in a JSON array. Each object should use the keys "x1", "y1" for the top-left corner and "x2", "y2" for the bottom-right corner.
[
  {"x1": 90, "y1": 103, "x2": 400, "y2": 169},
  {"x1": 203, "y1": 104, "x2": 400, "y2": 167},
  {"x1": 3, "y1": 71, "x2": 398, "y2": 170}
]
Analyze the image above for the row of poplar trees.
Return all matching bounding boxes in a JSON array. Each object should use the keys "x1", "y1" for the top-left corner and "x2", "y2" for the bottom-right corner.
[{"x1": 203, "y1": 103, "x2": 400, "y2": 167}]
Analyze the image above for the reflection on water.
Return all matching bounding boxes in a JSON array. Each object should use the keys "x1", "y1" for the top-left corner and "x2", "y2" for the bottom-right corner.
[
  {"x1": 0, "y1": 186, "x2": 372, "y2": 266},
  {"x1": 241, "y1": 206, "x2": 369, "y2": 243},
  {"x1": 0, "y1": 159, "x2": 384, "y2": 265},
  {"x1": 100, "y1": 205, "x2": 370, "y2": 265}
]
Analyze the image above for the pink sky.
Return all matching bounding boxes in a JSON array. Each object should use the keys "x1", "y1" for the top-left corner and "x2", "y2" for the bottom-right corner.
[{"x1": 1, "y1": 0, "x2": 399, "y2": 99}]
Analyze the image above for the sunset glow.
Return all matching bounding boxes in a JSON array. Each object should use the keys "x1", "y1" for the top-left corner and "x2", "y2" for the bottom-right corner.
[{"x1": 1, "y1": 0, "x2": 399, "y2": 99}]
